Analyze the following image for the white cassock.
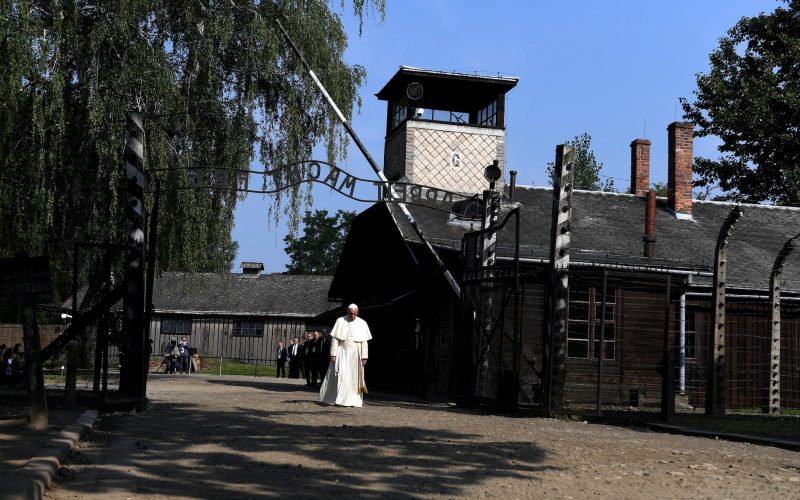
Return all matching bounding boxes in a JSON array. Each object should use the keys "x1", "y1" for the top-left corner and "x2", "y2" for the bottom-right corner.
[{"x1": 319, "y1": 315, "x2": 372, "y2": 407}]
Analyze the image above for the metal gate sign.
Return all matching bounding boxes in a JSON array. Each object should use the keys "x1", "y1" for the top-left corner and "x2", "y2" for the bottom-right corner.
[{"x1": 155, "y1": 160, "x2": 473, "y2": 212}]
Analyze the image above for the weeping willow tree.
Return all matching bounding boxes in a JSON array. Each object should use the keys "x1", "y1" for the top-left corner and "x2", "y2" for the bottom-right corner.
[{"x1": 0, "y1": 0, "x2": 384, "y2": 300}]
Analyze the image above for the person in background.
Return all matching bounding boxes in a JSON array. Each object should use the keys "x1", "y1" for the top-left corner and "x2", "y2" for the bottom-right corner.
[
  {"x1": 178, "y1": 335, "x2": 191, "y2": 374},
  {"x1": 288, "y1": 338, "x2": 301, "y2": 378},
  {"x1": 317, "y1": 330, "x2": 331, "y2": 385},
  {"x1": 163, "y1": 339, "x2": 179, "y2": 374},
  {"x1": 303, "y1": 331, "x2": 318, "y2": 386},
  {"x1": 2, "y1": 348, "x2": 14, "y2": 386},
  {"x1": 275, "y1": 342, "x2": 288, "y2": 378}
]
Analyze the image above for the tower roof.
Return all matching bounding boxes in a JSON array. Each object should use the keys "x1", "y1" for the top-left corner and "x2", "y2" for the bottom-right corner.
[{"x1": 376, "y1": 66, "x2": 518, "y2": 110}]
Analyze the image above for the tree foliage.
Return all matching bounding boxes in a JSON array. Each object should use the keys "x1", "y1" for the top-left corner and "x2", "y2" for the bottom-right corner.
[
  {"x1": 283, "y1": 209, "x2": 355, "y2": 275},
  {"x1": 651, "y1": 181, "x2": 669, "y2": 198},
  {"x1": 0, "y1": 0, "x2": 384, "y2": 299},
  {"x1": 680, "y1": 0, "x2": 800, "y2": 204},
  {"x1": 546, "y1": 133, "x2": 615, "y2": 192}
]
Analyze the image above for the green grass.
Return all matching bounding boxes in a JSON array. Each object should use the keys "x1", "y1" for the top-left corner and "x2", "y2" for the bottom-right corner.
[
  {"x1": 658, "y1": 413, "x2": 800, "y2": 440},
  {"x1": 727, "y1": 407, "x2": 800, "y2": 417},
  {"x1": 183, "y1": 357, "x2": 277, "y2": 377}
]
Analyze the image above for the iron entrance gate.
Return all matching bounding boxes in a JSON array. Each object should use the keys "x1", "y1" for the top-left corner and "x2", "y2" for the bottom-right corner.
[{"x1": 458, "y1": 208, "x2": 541, "y2": 407}]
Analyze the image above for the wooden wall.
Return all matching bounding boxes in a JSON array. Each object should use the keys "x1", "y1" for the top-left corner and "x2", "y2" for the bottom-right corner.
[
  {"x1": 519, "y1": 281, "x2": 545, "y2": 405},
  {"x1": 149, "y1": 314, "x2": 312, "y2": 364},
  {"x1": 687, "y1": 301, "x2": 800, "y2": 410}
]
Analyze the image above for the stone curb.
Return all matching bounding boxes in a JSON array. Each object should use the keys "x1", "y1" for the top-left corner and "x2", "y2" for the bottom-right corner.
[
  {"x1": 647, "y1": 423, "x2": 800, "y2": 451},
  {"x1": 0, "y1": 410, "x2": 98, "y2": 500}
]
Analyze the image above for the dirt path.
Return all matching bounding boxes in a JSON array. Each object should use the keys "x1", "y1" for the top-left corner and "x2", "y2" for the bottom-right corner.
[{"x1": 47, "y1": 375, "x2": 800, "y2": 499}]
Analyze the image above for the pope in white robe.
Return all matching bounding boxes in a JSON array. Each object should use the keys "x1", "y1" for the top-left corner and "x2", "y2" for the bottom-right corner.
[{"x1": 319, "y1": 304, "x2": 371, "y2": 407}]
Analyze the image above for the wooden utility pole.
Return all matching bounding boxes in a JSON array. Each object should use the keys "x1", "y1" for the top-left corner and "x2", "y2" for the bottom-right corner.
[
  {"x1": 1, "y1": 256, "x2": 53, "y2": 430},
  {"x1": 22, "y1": 304, "x2": 47, "y2": 430},
  {"x1": 661, "y1": 275, "x2": 674, "y2": 421}
]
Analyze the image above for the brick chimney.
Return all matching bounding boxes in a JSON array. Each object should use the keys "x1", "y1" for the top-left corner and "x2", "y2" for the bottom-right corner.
[
  {"x1": 630, "y1": 139, "x2": 651, "y2": 196},
  {"x1": 668, "y1": 122, "x2": 694, "y2": 219}
]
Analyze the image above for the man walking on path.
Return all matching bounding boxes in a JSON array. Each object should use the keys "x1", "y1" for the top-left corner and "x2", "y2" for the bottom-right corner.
[{"x1": 319, "y1": 304, "x2": 371, "y2": 407}]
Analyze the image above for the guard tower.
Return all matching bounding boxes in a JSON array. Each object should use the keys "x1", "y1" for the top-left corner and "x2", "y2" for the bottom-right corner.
[{"x1": 376, "y1": 66, "x2": 518, "y2": 194}]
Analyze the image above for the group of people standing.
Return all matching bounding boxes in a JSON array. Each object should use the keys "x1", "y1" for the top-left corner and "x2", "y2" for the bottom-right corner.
[
  {"x1": 1, "y1": 343, "x2": 24, "y2": 387},
  {"x1": 275, "y1": 330, "x2": 331, "y2": 386},
  {"x1": 161, "y1": 336, "x2": 192, "y2": 374}
]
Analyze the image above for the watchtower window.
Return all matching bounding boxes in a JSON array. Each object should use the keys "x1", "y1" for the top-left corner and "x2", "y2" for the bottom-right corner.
[
  {"x1": 424, "y1": 109, "x2": 468, "y2": 124},
  {"x1": 391, "y1": 104, "x2": 473, "y2": 131},
  {"x1": 476, "y1": 99, "x2": 498, "y2": 127},
  {"x1": 391, "y1": 102, "x2": 408, "y2": 129}
]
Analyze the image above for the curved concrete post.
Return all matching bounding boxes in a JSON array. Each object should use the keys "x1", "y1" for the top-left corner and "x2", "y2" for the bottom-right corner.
[
  {"x1": 766, "y1": 233, "x2": 800, "y2": 415},
  {"x1": 706, "y1": 205, "x2": 743, "y2": 416}
]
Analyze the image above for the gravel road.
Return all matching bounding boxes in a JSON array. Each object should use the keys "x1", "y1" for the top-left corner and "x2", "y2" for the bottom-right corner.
[{"x1": 47, "y1": 374, "x2": 800, "y2": 499}]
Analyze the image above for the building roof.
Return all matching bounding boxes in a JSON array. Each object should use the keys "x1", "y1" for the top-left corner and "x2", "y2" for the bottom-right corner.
[
  {"x1": 65, "y1": 272, "x2": 336, "y2": 317},
  {"x1": 383, "y1": 186, "x2": 800, "y2": 292},
  {"x1": 375, "y1": 66, "x2": 518, "y2": 109},
  {"x1": 153, "y1": 272, "x2": 335, "y2": 317}
]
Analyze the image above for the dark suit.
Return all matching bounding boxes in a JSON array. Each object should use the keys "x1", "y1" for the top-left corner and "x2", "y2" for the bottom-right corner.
[
  {"x1": 317, "y1": 335, "x2": 331, "y2": 383},
  {"x1": 276, "y1": 347, "x2": 288, "y2": 378},
  {"x1": 288, "y1": 343, "x2": 301, "y2": 378},
  {"x1": 304, "y1": 338, "x2": 319, "y2": 385}
]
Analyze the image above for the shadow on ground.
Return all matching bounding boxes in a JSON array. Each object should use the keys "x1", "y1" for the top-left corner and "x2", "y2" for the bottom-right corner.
[
  {"x1": 203, "y1": 377, "x2": 314, "y2": 393},
  {"x1": 56, "y1": 377, "x2": 554, "y2": 498},
  {"x1": 0, "y1": 393, "x2": 81, "y2": 470}
]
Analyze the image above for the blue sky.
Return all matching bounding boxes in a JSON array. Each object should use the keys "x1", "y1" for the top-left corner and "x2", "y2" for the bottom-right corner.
[{"x1": 232, "y1": 0, "x2": 779, "y2": 274}]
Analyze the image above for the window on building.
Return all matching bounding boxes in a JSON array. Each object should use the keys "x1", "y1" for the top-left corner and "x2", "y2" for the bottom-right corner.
[
  {"x1": 390, "y1": 100, "x2": 494, "y2": 130},
  {"x1": 685, "y1": 311, "x2": 696, "y2": 359},
  {"x1": 391, "y1": 102, "x2": 408, "y2": 129},
  {"x1": 476, "y1": 99, "x2": 498, "y2": 127},
  {"x1": 233, "y1": 320, "x2": 264, "y2": 337},
  {"x1": 449, "y1": 111, "x2": 468, "y2": 124},
  {"x1": 567, "y1": 286, "x2": 616, "y2": 360},
  {"x1": 161, "y1": 318, "x2": 191, "y2": 337}
]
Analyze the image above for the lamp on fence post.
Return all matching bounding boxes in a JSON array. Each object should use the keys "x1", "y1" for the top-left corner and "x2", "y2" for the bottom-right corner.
[{"x1": 481, "y1": 160, "x2": 502, "y2": 271}]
